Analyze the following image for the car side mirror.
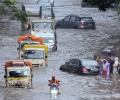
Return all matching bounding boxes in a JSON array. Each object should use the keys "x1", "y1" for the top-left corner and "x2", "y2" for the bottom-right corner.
[{"x1": 4, "y1": 75, "x2": 6, "y2": 78}]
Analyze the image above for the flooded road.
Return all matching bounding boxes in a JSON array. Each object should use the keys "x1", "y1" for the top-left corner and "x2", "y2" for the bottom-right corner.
[{"x1": 0, "y1": 0, "x2": 120, "y2": 100}]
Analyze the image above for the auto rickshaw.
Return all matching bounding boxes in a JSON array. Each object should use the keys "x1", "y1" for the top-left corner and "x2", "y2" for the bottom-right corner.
[
  {"x1": 4, "y1": 60, "x2": 33, "y2": 88},
  {"x1": 22, "y1": 44, "x2": 48, "y2": 67},
  {"x1": 17, "y1": 34, "x2": 44, "y2": 59}
]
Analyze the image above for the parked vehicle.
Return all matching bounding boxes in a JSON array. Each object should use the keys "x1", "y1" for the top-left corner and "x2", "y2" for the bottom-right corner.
[
  {"x1": 60, "y1": 58, "x2": 99, "y2": 75},
  {"x1": 55, "y1": 14, "x2": 95, "y2": 29},
  {"x1": 17, "y1": 34, "x2": 44, "y2": 59},
  {"x1": 22, "y1": 44, "x2": 48, "y2": 67},
  {"x1": 31, "y1": 18, "x2": 57, "y2": 51},
  {"x1": 4, "y1": 60, "x2": 33, "y2": 88}
]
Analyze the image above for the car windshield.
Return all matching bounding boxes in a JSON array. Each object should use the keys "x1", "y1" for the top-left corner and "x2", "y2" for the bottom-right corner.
[
  {"x1": 24, "y1": 50, "x2": 44, "y2": 59},
  {"x1": 8, "y1": 68, "x2": 30, "y2": 77},
  {"x1": 32, "y1": 22, "x2": 52, "y2": 30},
  {"x1": 81, "y1": 59, "x2": 98, "y2": 69}
]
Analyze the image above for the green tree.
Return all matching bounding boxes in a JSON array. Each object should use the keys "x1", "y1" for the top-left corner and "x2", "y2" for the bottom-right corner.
[
  {"x1": 14, "y1": 8, "x2": 29, "y2": 30},
  {"x1": 14, "y1": 9, "x2": 28, "y2": 22},
  {"x1": 115, "y1": 0, "x2": 120, "y2": 14},
  {"x1": 3, "y1": 0, "x2": 16, "y2": 7},
  {"x1": 0, "y1": 0, "x2": 29, "y2": 30}
]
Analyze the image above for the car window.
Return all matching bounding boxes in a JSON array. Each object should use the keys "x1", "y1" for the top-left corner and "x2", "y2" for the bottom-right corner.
[
  {"x1": 69, "y1": 59, "x2": 79, "y2": 66},
  {"x1": 63, "y1": 16, "x2": 71, "y2": 21},
  {"x1": 81, "y1": 17, "x2": 93, "y2": 22},
  {"x1": 70, "y1": 16, "x2": 76, "y2": 21},
  {"x1": 81, "y1": 59, "x2": 98, "y2": 69},
  {"x1": 75, "y1": 17, "x2": 81, "y2": 21}
]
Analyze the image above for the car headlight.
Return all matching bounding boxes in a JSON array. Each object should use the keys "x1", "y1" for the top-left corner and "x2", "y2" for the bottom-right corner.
[{"x1": 31, "y1": 30, "x2": 35, "y2": 35}]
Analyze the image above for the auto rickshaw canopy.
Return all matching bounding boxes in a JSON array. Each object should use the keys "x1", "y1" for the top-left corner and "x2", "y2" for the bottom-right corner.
[
  {"x1": 17, "y1": 34, "x2": 44, "y2": 44},
  {"x1": 5, "y1": 60, "x2": 32, "y2": 68}
]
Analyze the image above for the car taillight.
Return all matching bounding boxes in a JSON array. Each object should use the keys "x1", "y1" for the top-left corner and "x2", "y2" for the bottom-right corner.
[
  {"x1": 81, "y1": 21, "x2": 85, "y2": 24},
  {"x1": 82, "y1": 67, "x2": 88, "y2": 73}
]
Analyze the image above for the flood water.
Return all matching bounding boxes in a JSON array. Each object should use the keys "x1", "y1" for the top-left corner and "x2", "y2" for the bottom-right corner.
[{"x1": 0, "y1": 0, "x2": 120, "y2": 100}]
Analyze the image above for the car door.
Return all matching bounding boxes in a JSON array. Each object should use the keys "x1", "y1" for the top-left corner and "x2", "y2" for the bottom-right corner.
[
  {"x1": 69, "y1": 16, "x2": 80, "y2": 28},
  {"x1": 66, "y1": 59, "x2": 80, "y2": 73},
  {"x1": 61, "y1": 15, "x2": 71, "y2": 28},
  {"x1": 69, "y1": 16, "x2": 76, "y2": 28},
  {"x1": 75, "y1": 17, "x2": 81, "y2": 28}
]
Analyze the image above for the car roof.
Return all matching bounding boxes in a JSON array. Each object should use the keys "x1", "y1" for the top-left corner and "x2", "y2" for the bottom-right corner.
[
  {"x1": 67, "y1": 14, "x2": 80, "y2": 18},
  {"x1": 65, "y1": 58, "x2": 79, "y2": 62}
]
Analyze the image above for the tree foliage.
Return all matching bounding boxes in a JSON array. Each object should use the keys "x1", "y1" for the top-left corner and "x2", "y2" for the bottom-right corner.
[
  {"x1": 0, "y1": 0, "x2": 28, "y2": 22},
  {"x1": 114, "y1": 0, "x2": 120, "y2": 14},
  {"x1": 14, "y1": 9, "x2": 28, "y2": 22},
  {"x1": 2, "y1": 0, "x2": 16, "y2": 7},
  {"x1": 83, "y1": 0, "x2": 120, "y2": 12}
]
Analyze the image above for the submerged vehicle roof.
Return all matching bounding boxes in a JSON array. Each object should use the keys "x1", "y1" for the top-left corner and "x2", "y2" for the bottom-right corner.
[
  {"x1": 5, "y1": 60, "x2": 32, "y2": 68},
  {"x1": 17, "y1": 34, "x2": 44, "y2": 44}
]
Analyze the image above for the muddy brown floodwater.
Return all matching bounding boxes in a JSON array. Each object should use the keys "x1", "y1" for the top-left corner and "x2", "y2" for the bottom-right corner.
[{"x1": 0, "y1": 0, "x2": 120, "y2": 100}]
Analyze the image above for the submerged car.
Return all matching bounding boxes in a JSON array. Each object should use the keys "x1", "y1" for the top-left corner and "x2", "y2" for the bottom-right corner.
[
  {"x1": 60, "y1": 58, "x2": 99, "y2": 75},
  {"x1": 55, "y1": 14, "x2": 95, "y2": 29}
]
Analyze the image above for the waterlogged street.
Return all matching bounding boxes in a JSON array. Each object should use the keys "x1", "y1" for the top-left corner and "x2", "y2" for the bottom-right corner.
[{"x1": 0, "y1": 0, "x2": 120, "y2": 100}]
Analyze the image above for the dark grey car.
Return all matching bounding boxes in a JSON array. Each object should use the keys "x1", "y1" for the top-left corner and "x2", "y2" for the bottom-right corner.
[
  {"x1": 55, "y1": 14, "x2": 96, "y2": 29},
  {"x1": 60, "y1": 58, "x2": 99, "y2": 75}
]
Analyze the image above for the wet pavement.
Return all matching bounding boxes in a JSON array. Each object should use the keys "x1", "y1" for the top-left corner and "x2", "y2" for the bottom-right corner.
[{"x1": 0, "y1": 0, "x2": 120, "y2": 100}]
